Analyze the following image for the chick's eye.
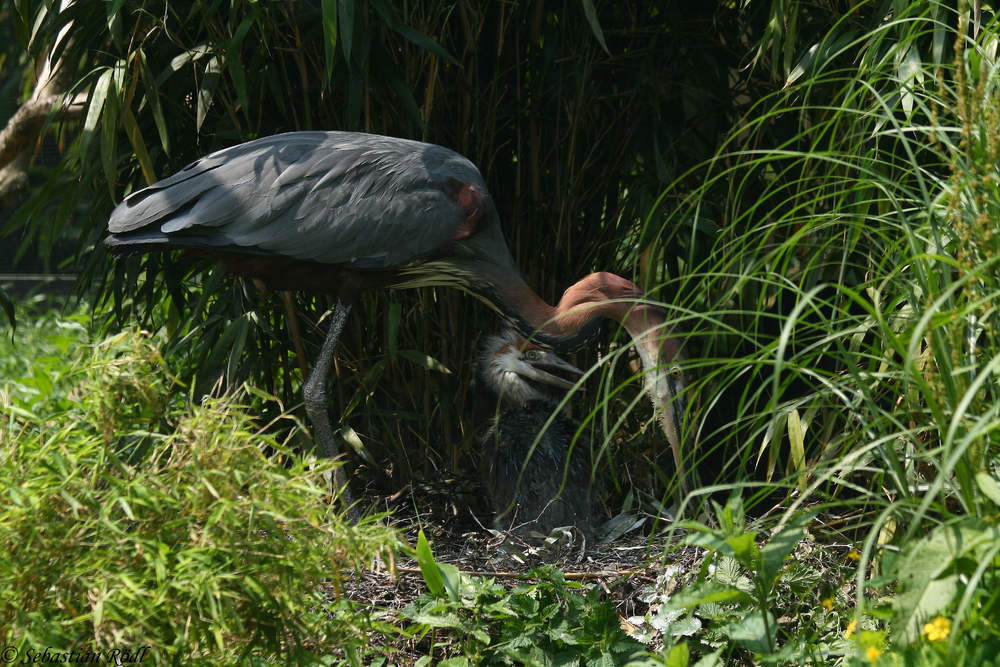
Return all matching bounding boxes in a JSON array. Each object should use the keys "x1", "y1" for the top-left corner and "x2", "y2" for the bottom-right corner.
[
  {"x1": 670, "y1": 367, "x2": 683, "y2": 380},
  {"x1": 524, "y1": 350, "x2": 540, "y2": 361}
]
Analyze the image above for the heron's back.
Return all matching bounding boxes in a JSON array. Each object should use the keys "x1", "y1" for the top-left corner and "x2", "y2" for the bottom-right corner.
[{"x1": 106, "y1": 131, "x2": 492, "y2": 270}]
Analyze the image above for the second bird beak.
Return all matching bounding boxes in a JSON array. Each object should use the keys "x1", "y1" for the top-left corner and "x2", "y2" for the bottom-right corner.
[{"x1": 516, "y1": 351, "x2": 585, "y2": 391}]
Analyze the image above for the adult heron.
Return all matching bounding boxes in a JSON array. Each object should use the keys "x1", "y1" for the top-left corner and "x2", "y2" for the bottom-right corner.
[{"x1": 105, "y1": 131, "x2": 690, "y2": 514}]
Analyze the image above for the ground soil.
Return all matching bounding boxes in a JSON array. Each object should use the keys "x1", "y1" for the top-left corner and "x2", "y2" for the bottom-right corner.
[{"x1": 334, "y1": 476, "x2": 704, "y2": 661}]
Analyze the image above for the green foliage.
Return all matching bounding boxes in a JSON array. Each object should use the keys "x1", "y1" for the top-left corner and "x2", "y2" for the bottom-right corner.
[
  {"x1": 5, "y1": 0, "x2": 1000, "y2": 661},
  {"x1": 648, "y1": 0, "x2": 1000, "y2": 662},
  {"x1": 0, "y1": 312, "x2": 399, "y2": 663},
  {"x1": 400, "y1": 529, "x2": 650, "y2": 665},
  {"x1": 648, "y1": 495, "x2": 816, "y2": 661}
]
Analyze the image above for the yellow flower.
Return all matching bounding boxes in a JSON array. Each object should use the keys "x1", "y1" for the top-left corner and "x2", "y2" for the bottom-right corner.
[
  {"x1": 848, "y1": 549, "x2": 861, "y2": 561},
  {"x1": 866, "y1": 645, "x2": 883, "y2": 663},
  {"x1": 845, "y1": 619, "x2": 857, "y2": 638},
  {"x1": 822, "y1": 597, "x2": 834, "y2": 612},
  {"x1": 923, "y1": 616, "x2": 951, "y2": 642}
]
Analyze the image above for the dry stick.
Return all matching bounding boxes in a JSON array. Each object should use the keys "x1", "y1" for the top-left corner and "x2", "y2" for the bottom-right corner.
[
  {"x1": 391, "y1": 565, "x2": 649, "y2": 582},
  {"x1": 279, "y1": 290, "x2": 311, "y2": 380}
]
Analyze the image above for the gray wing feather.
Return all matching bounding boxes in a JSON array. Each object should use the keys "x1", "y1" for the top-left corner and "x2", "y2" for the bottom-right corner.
[{"x1": 107, "y1": 131, "x2": 489, "y2": 268}]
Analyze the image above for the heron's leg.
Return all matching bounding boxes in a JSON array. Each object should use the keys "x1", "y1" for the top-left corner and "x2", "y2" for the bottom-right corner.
[{"x1": 303, "y1": 299, "x2": 359, "y2": 521}]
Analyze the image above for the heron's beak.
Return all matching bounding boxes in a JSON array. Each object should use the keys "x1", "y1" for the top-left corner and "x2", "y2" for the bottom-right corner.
[
  {"x1": 624, "y1": 306, "x2": 693, "y2": 492},
  {"x1": 516, "y1": 351, "x2": 585, "y2": 391},
  {"x1": 653, "y1": 369, "x2": 688, "y2": 471}
]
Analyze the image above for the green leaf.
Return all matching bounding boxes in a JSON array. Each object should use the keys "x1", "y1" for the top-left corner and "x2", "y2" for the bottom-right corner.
[
  {"x1": 196, "y1": 54, "x2": 222, "y2": 132},
  {"x1": 82, "y1": 67, "x2": 113, "y2": 159},
  {"x1": 120, "y1": 107, "x2": 157, "y2": 185},
  {"x1": 405, "y1": 608, "x2": 465, "y2": 629},
  {"x1": 12, "y1": 0, "x2": 30, "y2": 46},
  {"x1": 386, "y1": 301, "x2": 401, "y2": 361},
  {"x1": 415, "y1": 530, "x2": 445, "y2": 597},
  {"x1": 437, "y1": 560, "x2": 462, "y2": 603},
  {"x1": 760, "y1": 511, "x2": 813, "y2": 586},
  {"x1": 891, "y1": 520, "x2": 998, "y2": 643},
  {"x1": 667, "y1": 580, "x2": 751, "y2": 610},
  {"x1": 580, "y1": 0, "x2": 609, "y2": 54},
  {"x1": 724, "y1": 532, "x2": 757, "y2": 565},
  {"x1": 339, "y1": 0, "x2": 355, "y2": 62},
  {"x1": 226, "y1": 42, "x2": 249, "y2": 120},
  {"x1": 785, "y1": 43, "x2": 818, "y2": 87},
  {"x1": 975, "y1": 472, "x2": 1000, "y2": 507},
  {"x1": 663, "y1": 641, "x2": 689, "y2": 667},
  {"x1": 691, "y1": 649, "x2": 724, "y2": 667},
  {"x1": 337, "y1": 425, "x2": 376, "y2": 466},
  {"x1": 138, "y1": 49, "x2": 170, "y2": 156},
  {"x1": 897, "y1": 44, "x2": 922, "y2": 117},
  {"x1": 224, "y1": 315, "x2": 251, "y2": 383},
  {"x1": 370, "y1": 0, "x2": 458, "y2": 65},
  {"x1": 157, "y1": 44, "x2": 212, "y2": 85},
  {"x1": 321, "y1": 0, "x2": 338, "y2": 83},
  {"x1": 724, "y1": 609, "x2": 775, "y2": 653},
  {"x1": 786, "y1": 408, "x2": 806, "y2": 491},
  {"x1": 0, "y1": 286, "x2": 15, "y2": 334},
  {"x1": 99, "y1": 67, "x2": 120, "y2": 200},
  {"x1": 397, "y1": 350, "x2": 452, "y2": 374}
]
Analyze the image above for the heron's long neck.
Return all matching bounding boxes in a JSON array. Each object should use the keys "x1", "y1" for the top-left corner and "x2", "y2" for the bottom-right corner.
[{"x1": 493, "y1": 278, "x2": 609, "y2": 351}]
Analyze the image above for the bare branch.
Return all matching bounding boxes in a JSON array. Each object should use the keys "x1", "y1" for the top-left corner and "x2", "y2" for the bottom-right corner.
[{"x1": 0, "y1": 3, "x2": 88, "y2": 202}]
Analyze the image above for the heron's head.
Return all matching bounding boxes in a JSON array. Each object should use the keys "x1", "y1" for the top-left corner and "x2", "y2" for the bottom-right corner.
[{"x1": 480, "y1": 330, "x2": 584, "y2": 406}]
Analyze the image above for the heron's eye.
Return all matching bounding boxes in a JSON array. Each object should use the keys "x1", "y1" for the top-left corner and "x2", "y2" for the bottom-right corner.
[
  {"x1": 524, "y1": 350, "x2": 540, "y2": 361},
  {"x1": 670, "y1": 366, "x2": 683, "y2": 380}
]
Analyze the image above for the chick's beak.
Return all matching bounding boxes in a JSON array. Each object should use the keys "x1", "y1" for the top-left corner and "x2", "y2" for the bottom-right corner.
[{"x1": 516, "y1": 351, "x2": 585, "y2": 391}]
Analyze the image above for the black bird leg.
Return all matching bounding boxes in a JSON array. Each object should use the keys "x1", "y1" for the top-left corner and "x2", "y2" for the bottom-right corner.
[{"x1": 303, "y1": 300, "x2": 360, "y2": 521}]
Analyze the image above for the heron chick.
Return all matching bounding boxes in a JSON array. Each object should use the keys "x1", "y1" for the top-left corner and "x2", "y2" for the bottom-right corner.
[{"x1": 480, "y1": 330, "x2": 596, "y2": 540}]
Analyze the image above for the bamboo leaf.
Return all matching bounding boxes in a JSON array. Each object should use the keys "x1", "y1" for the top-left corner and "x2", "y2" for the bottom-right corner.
[
  {"x1": 580, "y1": 0, "x2": 610, "y2": 54},
  {"x1": 138, "y1": 49, "x2": 169, "y2": 156},
  {"x1": 12, "y1": 0, "x2": 30, "y2": 46},
  {"x1": 322, "y1": 0, "x2": 338, "y2": 83},
  {"x1": 196, "y1": 55, "x2": 222, "y2": 132},
  {"x1": 82, "y1": 67, "x2": 113, "y2": 159},
  {"x1": 370, "y1": 0, "x2": 458, "y2": 65},
  {"x1": 121, "y1": 106, "x2": 157, "y2": 185},
  {"x1": 99, "y1": 66, "x2": 122, "y2": 199},
  {"x1": 336, "y1": 425, "x2": 376, "y2": 466},
  {"x1": 397, "y1": 350, "x2": 452, "y2": 374},
  {"x1": 339, "y1": 0, "x2": 355, "y2": 62},
  {"x1": 158, "y1": 45, "x2": 212, "y2": 85},
  {"x1": 228, "y1": 19, "x2": 254, "y2": 118}
]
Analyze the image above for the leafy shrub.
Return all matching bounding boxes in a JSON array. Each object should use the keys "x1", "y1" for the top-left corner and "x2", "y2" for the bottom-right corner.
[{"x1": 0, "y1": 324, "x2": 399, "y2": 663}]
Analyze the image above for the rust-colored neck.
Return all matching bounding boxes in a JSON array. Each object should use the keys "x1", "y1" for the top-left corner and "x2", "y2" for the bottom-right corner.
[{"x1": 493, "y1": 271, "x2": 652, "y2": 351}]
